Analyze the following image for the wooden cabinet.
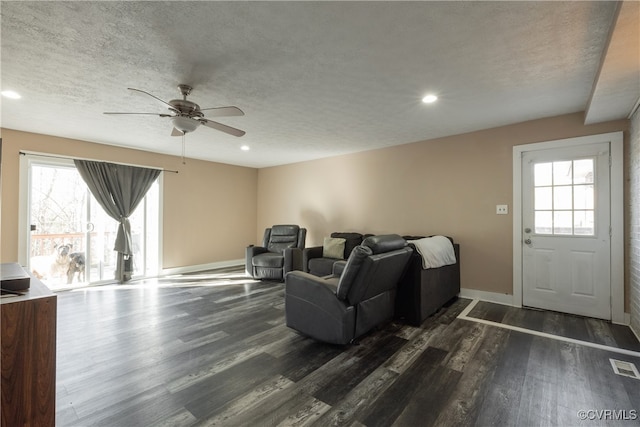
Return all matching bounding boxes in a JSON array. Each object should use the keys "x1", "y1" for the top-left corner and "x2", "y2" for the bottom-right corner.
[{"x1": 1, "y1": 278, "x2": 56, "y2": 427}]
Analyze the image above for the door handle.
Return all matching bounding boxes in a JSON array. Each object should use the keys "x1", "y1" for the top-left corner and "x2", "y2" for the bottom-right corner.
[{"x1": 524, "y1": 239, "x2": 532, "y2": 245}]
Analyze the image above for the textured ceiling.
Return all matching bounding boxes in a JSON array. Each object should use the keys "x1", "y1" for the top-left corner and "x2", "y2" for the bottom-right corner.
[{"x1": 0, "y1": 1, "x2": 635, "y2": 168}]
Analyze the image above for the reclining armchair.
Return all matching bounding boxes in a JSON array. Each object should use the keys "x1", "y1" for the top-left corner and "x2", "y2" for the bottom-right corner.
[
  {"x1": 246, "y1": 224, "x2": 307, "y2": 281},
  {"x1": 285, "y1": 234, "x2": 413, "y2": 344},
  {"x1": 303, "y1": 232, "x2": 372, "y2": 277}
]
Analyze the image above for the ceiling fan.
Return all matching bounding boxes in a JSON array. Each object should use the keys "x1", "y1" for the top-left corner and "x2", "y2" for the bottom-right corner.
[{"x1": 104, "y1": 84, "x2": 245, "y2": 137}]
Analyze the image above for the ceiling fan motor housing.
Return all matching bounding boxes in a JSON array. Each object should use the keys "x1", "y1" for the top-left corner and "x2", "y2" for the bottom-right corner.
[
  {"x1": 168, "y1": 88, "x2": 204, "y2": 133},
  {"x1": 169, "y1": 99, "x2": 203, "y2": 117}
]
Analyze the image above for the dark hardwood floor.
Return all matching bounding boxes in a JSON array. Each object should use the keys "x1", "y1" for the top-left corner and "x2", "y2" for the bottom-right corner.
[{"x1": 55, "y1": 268, "x2": 640, "y2": 426}]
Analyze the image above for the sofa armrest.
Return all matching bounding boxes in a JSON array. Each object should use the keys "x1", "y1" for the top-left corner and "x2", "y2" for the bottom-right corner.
[
  {"x1": 283, "y1": 247, "x2": 304, "y2": 274},
  {"x1": 332, "y1": 260, "x2": 348, "y2": 277},
  {"x1": 245, "y1": 245, "x2": 268, "y2": 276},
  {"x1": 302, "y1": 246, "x2": 324, "y2": 272},
  {"x1": 285, "y1": 271, "x2": 349, "y2": 319}
]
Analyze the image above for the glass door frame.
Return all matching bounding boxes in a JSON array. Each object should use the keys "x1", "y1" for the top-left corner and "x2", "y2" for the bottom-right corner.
[{"x1": 18, "y1": 152, "x2": 163, "y2": 284}]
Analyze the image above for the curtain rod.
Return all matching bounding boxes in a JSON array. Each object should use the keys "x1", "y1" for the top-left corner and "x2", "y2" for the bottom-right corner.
[{"x1": 18, "y1": 150, "x2": 179, "y2": 174}]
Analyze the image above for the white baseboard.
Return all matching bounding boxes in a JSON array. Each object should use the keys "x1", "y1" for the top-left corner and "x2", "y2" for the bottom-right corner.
[
  {"x1": 459, "y1": 288, "x2": 515, "y2": 307},
  {"x1": 161, "y1": 259, "x2": 244, "y2": 276},
  {"x1": 612, "y1": 312, "x2": 632, "y2": 326}
]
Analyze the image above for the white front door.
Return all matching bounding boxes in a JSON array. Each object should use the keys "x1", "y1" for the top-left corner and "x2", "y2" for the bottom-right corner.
[{"x1": 521, "y1": 142, "x2": 611, "y2": 319}]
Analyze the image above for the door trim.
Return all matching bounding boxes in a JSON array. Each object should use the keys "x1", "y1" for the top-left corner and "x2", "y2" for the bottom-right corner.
[{"x1": 512, "y1": 131, "x2": 624, "y2": 324}]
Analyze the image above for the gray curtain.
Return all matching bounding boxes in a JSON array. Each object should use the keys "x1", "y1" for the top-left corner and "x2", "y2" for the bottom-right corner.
[{"x1": 74, "y1": 160, "x2": 161, "y2": 282}]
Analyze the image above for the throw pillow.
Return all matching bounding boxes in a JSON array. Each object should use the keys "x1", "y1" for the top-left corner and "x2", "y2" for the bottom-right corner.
[
  {"x1": 323, "y1": 237, "x2": 346, "y2": 259},
  {"x1": 331, "y1": 232, "x2": 364, "y2": 257}
]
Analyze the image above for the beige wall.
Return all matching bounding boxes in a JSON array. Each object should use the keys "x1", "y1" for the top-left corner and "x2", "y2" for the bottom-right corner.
[
  {"x1": 257, "y1": 112, "x2": 629, "y2": 297},
  {"x1": 0, "y1": 129, "x2": 258, "y2": 269},
  {"x1": 1, "y1": 112, "x2": 631, "y2": 303}
]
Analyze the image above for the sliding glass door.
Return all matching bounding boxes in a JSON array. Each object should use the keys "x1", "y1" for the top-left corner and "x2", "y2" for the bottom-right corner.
[{"x1": 23, "y1": 155, "x2": 161, "y2": 289}]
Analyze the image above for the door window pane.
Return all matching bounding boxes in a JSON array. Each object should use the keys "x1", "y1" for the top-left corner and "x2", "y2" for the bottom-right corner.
[
  {"x1": 533, "y1": 158, "x2": 595, "y2": 236},
  {"x1": 553, "y1": 186, "x2": 572, "y2": 210},
  {"x1": 535, "y1": 163, "x2": 553, "y2": 186},
  {"x1": 574, "y1": 211, "x2": 594, "y2": 235},
  {"x1": 574, "y1": 185, "x2": 594, "y2": 210},
  {"x1": 29, "y1": 165, "x2": 86, "y2": 287},
  {"x1": 535, "y1": 211, "x2": 552, "y2": 234},
  {"x1": 89, "y1": 197, "x2": 118, "y2": 282},
  {"x1": 128, "y1": 180, "x2": 159, "y2": 278},
  {"x1": 553, "y1": 161, "x2": 572, "y2": 185},
  {"x1": 535, "y1": 187, "x2": 552, "y2": 210},
  {"x1": 144, "y1": 180, "x2": 160, "y2": 276},
  {"x1": 129, "y1": 205, "x2": 144, "y2": 278},
  {"x1": 573, "y1": 159, "x2": 594, "y2": 184},
  {"x1": 553, "y1": 211, "x2": 573, "y2": 235}
]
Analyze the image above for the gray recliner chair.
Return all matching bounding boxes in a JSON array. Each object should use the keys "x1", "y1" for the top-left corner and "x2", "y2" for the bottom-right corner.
[
  {"x1": 246, "y1": 224, "x2": 307, "y2": 281},
  {"x1": 284, "y1": 234, "x2": 413, "y2": 344},
  {"x1": 303, "y1": 232, "x2": 371, "y2": 277}
]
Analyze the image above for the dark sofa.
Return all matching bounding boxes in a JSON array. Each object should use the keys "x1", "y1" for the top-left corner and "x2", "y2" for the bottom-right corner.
[
  {"x1": 395, "y1": 236, "x2": 461, "y2": 326},
  {"x1": 303, "y1": 231, "x2": 461, "y2": 327}
]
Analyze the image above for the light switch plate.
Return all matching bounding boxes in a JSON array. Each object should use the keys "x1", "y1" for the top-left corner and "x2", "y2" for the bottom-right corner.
[{"x1": 496, "y1": 204, "x2": 508, "y2": 215}]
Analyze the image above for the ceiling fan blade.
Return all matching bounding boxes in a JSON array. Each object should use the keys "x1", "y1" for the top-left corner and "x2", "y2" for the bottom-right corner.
[
  {"x1": 127, "y1": 88, "x2": 174, "y2": 109},
  {"x1": 104, "y1": 112, "x2": 173, "y2": 117},
  {"x1": 200, "y1": 119, "x2": 246, "y2": 137},
  {"x1": 171, "y1": 128, "x2": 184, "y2": 137},
  {"x1": 199, "y1": 106, "x2": 245, "y2": 117}
]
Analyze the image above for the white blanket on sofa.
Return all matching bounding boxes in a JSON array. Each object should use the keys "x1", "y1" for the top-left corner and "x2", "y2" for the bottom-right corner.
[{"x1": 408, "y1": 235, "x2": 456, "y2": 269}]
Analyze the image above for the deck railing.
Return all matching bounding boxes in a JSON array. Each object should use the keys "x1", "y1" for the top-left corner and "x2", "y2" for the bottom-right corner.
[
  {"x1": 30, "y1": 233, "x2": 85, "y2": 257},
  {"x1": 30, "y1": 232, "x2": 117, "y2": 258}
]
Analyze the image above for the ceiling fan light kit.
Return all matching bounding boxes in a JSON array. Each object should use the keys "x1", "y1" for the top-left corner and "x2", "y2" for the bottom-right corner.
[{"x1": 171, "y1": 116, "x2": 200, "y2": 134}]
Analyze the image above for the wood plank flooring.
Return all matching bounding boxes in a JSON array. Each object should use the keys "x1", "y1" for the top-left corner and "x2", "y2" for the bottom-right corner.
[{"x1": 55, "y1": 268, "x2": 640, "y2": 426}]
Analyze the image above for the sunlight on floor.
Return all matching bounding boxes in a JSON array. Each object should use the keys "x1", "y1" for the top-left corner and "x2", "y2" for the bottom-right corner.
[{"x1": 66, "y1": 269, "x2": 261, "y2": 293}]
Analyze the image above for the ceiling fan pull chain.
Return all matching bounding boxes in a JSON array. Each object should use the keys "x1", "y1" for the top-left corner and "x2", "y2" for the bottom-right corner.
[{"x1": 181, "y1": 133, "x2": 186, "y2": 165}]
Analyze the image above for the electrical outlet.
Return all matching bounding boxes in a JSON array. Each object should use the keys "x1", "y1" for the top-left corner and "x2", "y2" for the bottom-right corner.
[{"x1": 496, "y1": 205, "x2": 508, "y2": 215}]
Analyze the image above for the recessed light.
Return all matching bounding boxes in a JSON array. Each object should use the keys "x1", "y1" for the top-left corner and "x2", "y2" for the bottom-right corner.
[
  {"x1": 1, "y1": 90, "x2": 21, "y2": 99},
  {"x1": 240, "y1": 145, "x2": 250, "y2": 151},
  {"x1": 422, "y1": 94, "x2": 438, "y2": 104}
]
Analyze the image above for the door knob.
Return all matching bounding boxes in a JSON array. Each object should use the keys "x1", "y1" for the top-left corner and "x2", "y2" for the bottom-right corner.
[
  {"x1": 524, "y1": 228, "x2": 531, "y2": 233},
  {"x1": 524, "y1": 239, "x2": 532, "y2": 244}
]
